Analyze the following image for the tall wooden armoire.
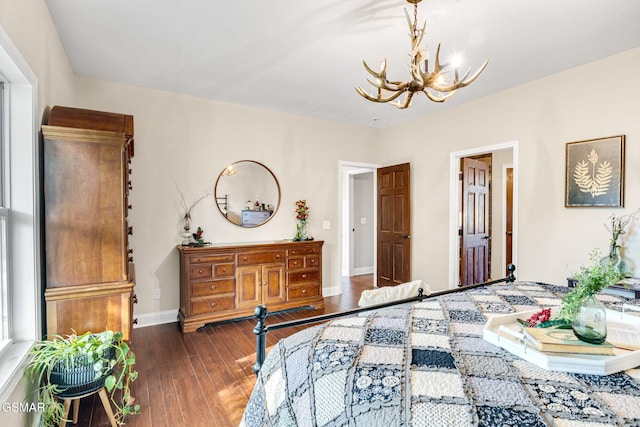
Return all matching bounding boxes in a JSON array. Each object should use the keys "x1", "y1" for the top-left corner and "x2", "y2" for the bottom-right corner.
[{"x1": 42, "y1": 106, "x2": 136, "y2": 340}]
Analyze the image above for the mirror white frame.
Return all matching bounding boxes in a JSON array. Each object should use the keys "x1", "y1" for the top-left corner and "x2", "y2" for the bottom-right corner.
[{"x1": 214, "y1": 160, "x2": 281, "y2": 227}]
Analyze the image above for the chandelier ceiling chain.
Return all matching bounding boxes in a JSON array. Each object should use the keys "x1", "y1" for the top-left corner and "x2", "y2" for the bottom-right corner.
[{"x1": 355, "y1": 0, "x2": 488, "y2": 109}]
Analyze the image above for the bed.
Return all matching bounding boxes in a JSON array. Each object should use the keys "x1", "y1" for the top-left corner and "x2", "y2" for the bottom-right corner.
[{"x1": 241, "y1": 269, "x2": 640, "y2": 426}]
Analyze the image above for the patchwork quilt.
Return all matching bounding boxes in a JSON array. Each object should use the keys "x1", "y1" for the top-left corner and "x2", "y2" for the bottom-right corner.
[{"x1": 241, "y1": 281, "x2": 640, "y2": 426}]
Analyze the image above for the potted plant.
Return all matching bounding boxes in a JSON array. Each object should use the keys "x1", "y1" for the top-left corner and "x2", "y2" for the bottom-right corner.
[
  {"x1": 26, "y1": 330, "x2": 140, "y2": 427},
  {"x1": 520, "y1": 250, "x2": 624, "y2": 345},
  {"x1": 559, "y1": 250, "x2": 625, "y2": 323}
]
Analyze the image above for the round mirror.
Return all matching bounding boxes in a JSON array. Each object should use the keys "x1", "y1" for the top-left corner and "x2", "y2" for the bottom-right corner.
[{"x1": 214, "y1": 160, "x2": 280, "y2": 227}]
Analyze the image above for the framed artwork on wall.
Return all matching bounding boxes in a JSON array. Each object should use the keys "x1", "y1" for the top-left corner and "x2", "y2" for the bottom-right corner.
[{"x1": 565, "y1": 135, "x2": 625, "y2": 207}]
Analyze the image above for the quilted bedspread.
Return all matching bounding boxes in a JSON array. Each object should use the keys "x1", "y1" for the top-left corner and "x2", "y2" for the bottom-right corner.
[{"x1": 240, "y1": 281, "x2": 640, "y2": 426}]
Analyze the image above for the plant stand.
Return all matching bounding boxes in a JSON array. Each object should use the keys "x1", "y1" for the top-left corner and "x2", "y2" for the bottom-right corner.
[{"x1": 60, "y1": 387, "x2": 116, "y2": 427}]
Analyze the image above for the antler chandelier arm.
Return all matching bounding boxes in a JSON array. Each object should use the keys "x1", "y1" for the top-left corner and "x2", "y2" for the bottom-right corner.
[
  {"x1": 427, "y1": 59, "x2": 489, "y2": 93},
  {"x1": 356, "y1": 59, "x2": 412, "y2": 104}
]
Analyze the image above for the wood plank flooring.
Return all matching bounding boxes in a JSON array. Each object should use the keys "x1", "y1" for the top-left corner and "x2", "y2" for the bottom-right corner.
[{"x1": 75, "y1": 274, "x2": 373, "y2": 426}]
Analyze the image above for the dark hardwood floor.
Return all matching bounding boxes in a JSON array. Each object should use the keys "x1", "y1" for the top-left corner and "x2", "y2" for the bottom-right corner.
[{"x1": 75, "y1": 274, "x2": 373, "y2": 426}]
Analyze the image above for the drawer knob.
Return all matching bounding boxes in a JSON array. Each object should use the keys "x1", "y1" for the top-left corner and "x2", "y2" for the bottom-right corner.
[
  {"x1": 211, "y1": 284, "x2": 217, "y2": 290},
  {"x1": 302, "y1": 289, "x2": 308, "y2": 294},
  {"x1": 243, "y1": 257, "x2": 248, "y2": 261},
  {"x1": 198, "y1": 269, "x2": 204, "y2": 274},
  {"x1": 276, "y1": 254, "x2": 281, "y2": 259},
  {"x1": 310, "y1": 259, "x2": 315, "y2": 264},
  {"x1": 293, "y1": 261, "x2": 299, "y2": 266},
  {"x1": 211, "y1": 302, "x2": 217, "y2": 308},
  {"x1": 302, "y1": 274, "x2": 307, "y2": 278}
]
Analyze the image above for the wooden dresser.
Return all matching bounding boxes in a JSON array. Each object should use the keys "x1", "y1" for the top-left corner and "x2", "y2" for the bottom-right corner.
[
  {"x1": 178, "y1": 240, "x2": 324, "y2": 332},
  {"x1": 42, "y1": 106, "x2": 136, "y2": 340}
]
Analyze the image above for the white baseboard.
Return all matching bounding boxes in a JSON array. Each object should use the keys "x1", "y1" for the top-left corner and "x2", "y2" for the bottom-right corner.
[
  {"x1": 323, "y1": 284, "x2": 342, "y2": 297},
  {"x1": 134, "y1": 309, "x2": 179, "y2": 328},
  {"x1": 352, "y1": 266, "x2": 373, "y2": 276}
]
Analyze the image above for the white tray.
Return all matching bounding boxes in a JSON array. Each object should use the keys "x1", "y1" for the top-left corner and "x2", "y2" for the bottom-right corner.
[{"x1": 482, "y1": 305, "x2": 640, "y2": 375}]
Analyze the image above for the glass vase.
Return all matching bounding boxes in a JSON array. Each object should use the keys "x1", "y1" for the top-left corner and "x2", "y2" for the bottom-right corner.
[
  {"x1": 294, "y1": 220, "x2": 308, "y2": 241},
  {"x1": 601, "y1": 244, "x2": 627, "y2": 276},
  {"x1": 572, "y1": 295, "x2": 607, "y2": 344}
]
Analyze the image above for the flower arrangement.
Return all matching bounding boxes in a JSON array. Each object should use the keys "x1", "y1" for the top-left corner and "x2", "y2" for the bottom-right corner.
[
  {"x1": 295, "y1": 200, "x2": 309, "y2": 222},
  {"x1": 524, "y1": 308, "x2": 552, "y2": 327},
  {"x1": 293, "y1": 200, "x2": 310, "y2": 241}
]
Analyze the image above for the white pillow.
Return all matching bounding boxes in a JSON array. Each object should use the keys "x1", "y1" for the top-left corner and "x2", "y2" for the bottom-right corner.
[{"x1": 357, "y1": 279, "x2": 428, "y2": 307}]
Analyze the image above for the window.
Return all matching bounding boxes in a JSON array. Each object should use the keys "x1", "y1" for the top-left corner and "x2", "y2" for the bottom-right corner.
[
  {"x1": 0, "y1": 80, "x2": 8, "y2": 352},
  {"x1": 0, "y1": 25, "x2": 39, "y2": 401}
]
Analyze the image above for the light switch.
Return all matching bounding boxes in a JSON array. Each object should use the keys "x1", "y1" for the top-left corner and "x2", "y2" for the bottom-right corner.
[
  {"x1": 360, "y1": 217, "x2": 367, "y2": 225},
  {"x1": 322, "y1": 220, "x2": 331, "y2": 230}
]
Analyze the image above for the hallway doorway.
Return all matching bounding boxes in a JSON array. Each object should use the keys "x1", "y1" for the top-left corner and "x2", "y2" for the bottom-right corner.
[
  {"x1": 339, "y1": 161, "x2": 379, "y2": 293},
  {"x1": 448, "y1": 142, "x2": 519, "y2": 288}
]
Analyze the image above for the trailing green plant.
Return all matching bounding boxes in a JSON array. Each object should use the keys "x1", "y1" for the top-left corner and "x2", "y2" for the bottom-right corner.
[
  {"x1": 26, "y1": 330, "x2": 140, "y2": 427},
  {"x1": 558, "y1": 250, "x2": 624, "y2": 322}
]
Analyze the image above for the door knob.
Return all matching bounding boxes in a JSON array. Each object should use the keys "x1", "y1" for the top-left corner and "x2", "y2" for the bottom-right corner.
[
  {"x1": 400, "y1": 234, "x2": 410, "y2": 239},
  {"x1": 482, "y1": 235, "x2": 490, "y2": 240}
]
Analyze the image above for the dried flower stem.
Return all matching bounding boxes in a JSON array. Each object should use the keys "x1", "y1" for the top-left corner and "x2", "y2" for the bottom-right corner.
[{"x1": 606, "y1": 208, "x2": 640, "y2": 248}]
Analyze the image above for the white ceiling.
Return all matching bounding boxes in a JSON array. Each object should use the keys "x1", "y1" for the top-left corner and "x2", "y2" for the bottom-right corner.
[{"x1": 45, "y1": 0, "x2": 640, "y2": 128}]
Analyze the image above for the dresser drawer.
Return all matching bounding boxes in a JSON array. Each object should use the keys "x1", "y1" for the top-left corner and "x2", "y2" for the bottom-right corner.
[
  {"x1": 214, "y1": 263, "x2": 235, "y2": 278},
  {"x1": 191, "y1": 295, "x2": 235, "y2": 315},
  {"x1": 237, "y1": 251, "x2": 285, "y2": 265},
  {"x1": 192, "y1": 279, "x2": 235, "y2": 298},
  {"x1": 305, "y1": 255, "x2": 320, "y2": 268},
  {"x1": 287, "y1": 257, "x2": 305, "y2": 270},
  {"x1": 190, "y1": 265, "x2": 213, "y2": 280},
  {"x1": 189, "y1": 254, "x2": 234, "y2": 264},
  {"x1": 288, "y1": 246, "x2": 320, "y2": 256},
  {"x1": 288, "y1": 284, "x2": 320, "y2": 300},
  {"x1": 287, "y1": 270, "x2": 319, "y2": 284}
]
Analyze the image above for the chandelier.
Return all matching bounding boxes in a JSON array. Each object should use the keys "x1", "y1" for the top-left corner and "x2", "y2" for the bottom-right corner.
[{"x1": 356, "y1": 0, "x2": 488, "y2": 109}]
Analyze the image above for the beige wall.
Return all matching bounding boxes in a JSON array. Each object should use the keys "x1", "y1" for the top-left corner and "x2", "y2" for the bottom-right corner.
[
  {"x1": 0, "y1": 0, "x2": 77, "y2": 119},
  {"x1": 378, "y1": 47, "x2": 640, "y2": 289}
]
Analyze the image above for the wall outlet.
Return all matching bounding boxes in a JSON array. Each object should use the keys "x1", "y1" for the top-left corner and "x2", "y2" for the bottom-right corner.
[
  {"x1": 153, "y1": 288, "x2": 161, "y2": 300},
  {"x1": 322, "y1": 220, "x2": 331, "y2": 230}
]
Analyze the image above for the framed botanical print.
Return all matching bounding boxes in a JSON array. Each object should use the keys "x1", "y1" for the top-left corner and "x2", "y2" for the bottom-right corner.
[{"x1": 565, "y1": 135, "x2": 625, "y2": 207}]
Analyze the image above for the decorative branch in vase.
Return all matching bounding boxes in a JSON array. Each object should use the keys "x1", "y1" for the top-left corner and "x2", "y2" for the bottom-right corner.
[
  {"x1": 603, "y1": 208, "x2": 639, "y2": 275},
  {"x1": 174, "y1": 180, "x2": 209, "y2": 245}
]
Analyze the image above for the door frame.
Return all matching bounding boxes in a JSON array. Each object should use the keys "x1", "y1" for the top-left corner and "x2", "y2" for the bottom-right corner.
[
  {"x1": 338, "y1": 161, "x2": 380, "y2": 295},
  {"x1": 448, "y1": 141, "x2": 519, "y2": 288},
  {"x1": 502, "y1": 163, "x2": 514, "y2": 274}
]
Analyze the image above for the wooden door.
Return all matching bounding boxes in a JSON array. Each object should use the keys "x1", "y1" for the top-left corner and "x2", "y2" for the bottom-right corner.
[
  {"x1": 261, "y1": 264, "x2": 285, "y2": 305},
  {"x1": 377, "y1": 163, "x2": 411, "y2": 287},
  {"x1": 505, "y1": 167, "x2": 513, "y2": 274},
  {"x1": 461, "y1": 158, "x2": 490, "y2": 286}
]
